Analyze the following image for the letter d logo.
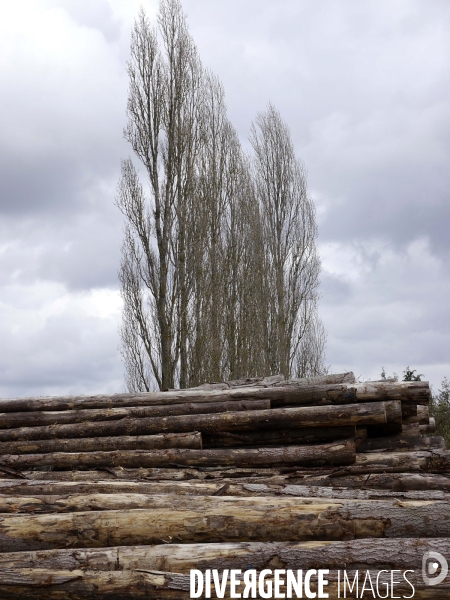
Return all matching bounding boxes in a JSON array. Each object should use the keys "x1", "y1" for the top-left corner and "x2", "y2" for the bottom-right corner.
[{"x1": 422, "y1": 551, "x2": 448, "y2": 586}]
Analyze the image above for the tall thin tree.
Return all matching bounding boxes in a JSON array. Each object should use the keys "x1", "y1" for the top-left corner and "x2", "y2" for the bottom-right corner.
[{"x1": 250, "y1": 104, "x2": 326, "y2": 378}]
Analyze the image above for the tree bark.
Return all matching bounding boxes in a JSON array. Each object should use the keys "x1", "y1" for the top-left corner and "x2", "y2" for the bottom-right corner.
[
  {"x1": 202, "y1": 426, "x2": 356, "y2": 448},
  {"x1": 356, "y1": 435, "x2": 445, "y2": 453},
  {"x1": 0, "y1": 494, "x2": 449, "y2": 551},
  {"x1": 0, "y1": 401, "x2": 400, "y2": 442},
  {"x1": 0, "y1": 568, "x2": 446, "y2": 600},
  {"x1": 0, "y1": 399, "x2": 270, "y2": 430},
  {"x1": 0, "y1": 432, "x2": 202, "y2": 455},
  {"x1": 0, "y1": 538, "x2": 445, "y2": 573},
  {"x1": 1, "y1": 467, "x2": 296, "y2": 482},
  {"x1": 0, "y1": 380, "x2": 426, "y2": 413},
  {"x1": 0, "y1": 440, "x2": 355, "y2": 470},
  {"x1": 0, "y1": 568, "x2": 190, "y2": 599}
]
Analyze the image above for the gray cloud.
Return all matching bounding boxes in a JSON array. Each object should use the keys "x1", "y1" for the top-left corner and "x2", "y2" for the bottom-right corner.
[{"x1": 0, "y1": 0, "x2": 449, "y2": 396}]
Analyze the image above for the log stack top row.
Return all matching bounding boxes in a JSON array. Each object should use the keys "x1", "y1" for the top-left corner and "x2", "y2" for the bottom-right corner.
[{"x1": 0, "y1": 372, "x2": 448, "y2": 598}]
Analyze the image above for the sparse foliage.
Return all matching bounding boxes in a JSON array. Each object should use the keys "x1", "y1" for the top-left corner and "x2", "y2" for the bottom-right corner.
[
  {"x1": 402, "y1": 366, "x2": 423, "y2": 382},
  {"x1": 117, "y1": 0, "x2": 326, "y2": 390}
]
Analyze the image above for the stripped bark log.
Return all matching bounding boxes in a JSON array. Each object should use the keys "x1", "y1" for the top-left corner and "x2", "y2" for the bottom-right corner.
[
  {"x1": 0, "y1": 440, "x2": 356, "y2": 470},
  {"x1": 0, "y1": 432, "x2": 203, "y2": 455},
  {"x1": 0, "y1": 569, "x2": 190, "y2": 599},
  {"x1": 0, "y1": 401, "x2": 400, "y2": 441},
  {"x1": 0, "y1": 399, "x2": 270, "y2": 430},
  {"x1": 356, "y1": 435, "x2": 445, "y2": 453},
  {"x1": 0, "y1": 379, "x2": 425, "y2": 413},
  {"x1": 202, "y1": 426, "x2": 356, "y2": 448},
  {"x1": 0, "y1": 539, "x2": 446, "y2": 573},
  {"x1": 7, "y1": 487, "x2": 438, "y2": 513},
  {"x1": 0, "y1": 495, "x2": 449, "y2": 550}
]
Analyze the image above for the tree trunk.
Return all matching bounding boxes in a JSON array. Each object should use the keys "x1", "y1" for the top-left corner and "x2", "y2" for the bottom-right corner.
[
  {"x1": 0, "y1": 401, "x2": 400, "y2": 442},
  {"x1": 202, "y1": 426, "x2": 356, "y2": 448},
  {"x1": 0, "y1": 440, "x2": 355, "y2": 470},
  {"x1": 0, "y1": 399, "x2": 270, "y2": 430},
  {"x1": 0, "y1": 538, "x2": 445, "y2": 572},
  {"x1": 0, "y1": 495, "x2": 449, "y2": 551},
  {"x1": 0, "y1": 380, "x2": 426, "y2": 413},
  {"x1": 356, "y1": 435, "x2": 445, "y2": 453},
  {"x1": 0, "y1": 432, "x2": 202, "y2": 455}
]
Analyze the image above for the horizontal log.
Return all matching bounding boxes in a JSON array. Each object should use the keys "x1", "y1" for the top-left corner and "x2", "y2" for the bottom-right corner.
[
  {"x1": 356, "y1": 435, "x2": 446, "y2": 453},
  {"x1": 0, "y1": 481, "x2": 447, "y2": 511},
  {"x1": 0, "y1": 538, "x2": 446, "y2": 573},
  {"x1": 0, "y1": 569, "x2": 191, "y2": 599},
  {"x1": 196, "y1": 372, "x2": 355, "y2": 389},
  {"x1": 351, "y1": 448, "x2": 450, "y2": 472},
  {"x1": 8, "y1": 486, "x2": 440, "y2": 514},
  {"x1": 403, "y1": 404, "x2": 429, "y2": 424},
  {"x1": 0, "y1": 401, "x2": 400, "y2": 442},
  {"x1": 0, "y1": 494, "x2": 449, "y2": 551},
  {"x1": 0, "y1": 399, "x2": 270, "y2": 430},
  {"x1": 202, "y1": 426, "x2": 356, "y2": 448},
  {"x1": 0, "y1": 569, "x2": 446, "y2": 600},
  {"x1": 0, "y1": 378, "x2": 424, "y2": 414},
  {"x1": 271, "y1": 380, "x2": 430, "y2": 408},
  {"x1": 0, "y1": 568, "x2": 450, "y2": 600},
  {"x1": 421, "y1": 417, "x2": 436, "y2": 434},
  {"x1": 0, "y1": 467, "x2": 298, "y2": 482},
  {"x1": 0, "y1": 432, "x2": 202, "y2": 455},
  {"x1": 0, "y1": 440, "x2": 356, "y2": 470}
]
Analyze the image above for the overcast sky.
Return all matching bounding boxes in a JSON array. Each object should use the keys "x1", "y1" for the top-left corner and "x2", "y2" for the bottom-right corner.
[{"x1": 1, "y1": 0, "x2": 449, "y2": 397}]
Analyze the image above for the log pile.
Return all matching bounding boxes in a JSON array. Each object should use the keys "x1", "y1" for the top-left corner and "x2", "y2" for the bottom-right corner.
[{"x1": 0, "y1": 372, "x2": 448, "y2": 598}]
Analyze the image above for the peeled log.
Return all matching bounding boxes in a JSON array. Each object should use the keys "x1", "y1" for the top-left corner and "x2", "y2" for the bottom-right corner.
[
  {"x1": 0, "y1": 378, "x2": 424, "y2": 414},
  {"x1": 0, "y1": 431, "x2": 202, "y2": 455},
  {"x1": 0, "y1": 401, "x2": 400, "y2": 442},
  {"x1": 0, "y1": 495, "x2": 449, "y2": 551},
  {"x1": 203, "y1": 426, "x2": 356, "y2": 448},
  {"x1": 0, "y1": 440, "x2": 356, "y2": 470},
  {"x1": 0, "y1": 539, "x2": 446, "y2": 573},
  {"x1": 356, "y1": 435, "x2": 445, "y2": 453},
  {"x1": 0, "y1": 399, "x2": 270, "y2": 430}
]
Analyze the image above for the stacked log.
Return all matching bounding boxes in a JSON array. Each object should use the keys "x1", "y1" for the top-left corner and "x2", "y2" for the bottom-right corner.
[{"x1": 0, "y1": 372, "x2": 448, "y2": 598}]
